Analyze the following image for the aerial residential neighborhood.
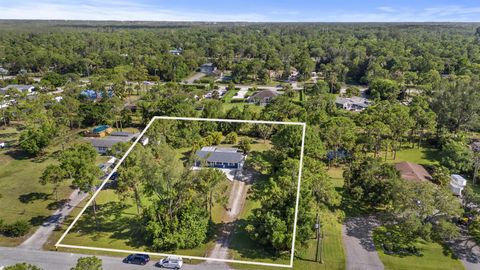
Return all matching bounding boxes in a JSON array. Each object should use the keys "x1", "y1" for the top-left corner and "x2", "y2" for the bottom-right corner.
[{"x1": 0, "y1": 2, "x2": 480, "y2": 270}]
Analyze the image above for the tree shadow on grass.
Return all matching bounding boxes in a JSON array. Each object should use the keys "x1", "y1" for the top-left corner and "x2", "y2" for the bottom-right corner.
[
  {"x1": 19, "y1": 192, "x2": 50, "y2": 204},
  {"x1": 75, "y1": 201, "x2": 146, "y2": 249},
  {"x1": 47, "y1": 199, "x2": 70, "y2": 210},
  {"x1": 5, "y1": 149, "x2": 30, "y2": 160},
  {"x1": 29, "y1": 215, "x2": 49, "y2": 226}
]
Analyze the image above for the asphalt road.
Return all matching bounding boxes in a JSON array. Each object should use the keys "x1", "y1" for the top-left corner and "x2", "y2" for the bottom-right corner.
[
  {"x1": 0, "y1": 247, "x2": 231, "y2": 270},
  {"x1": 342, "y1": 216, "x2": 384, "y2": 270}
]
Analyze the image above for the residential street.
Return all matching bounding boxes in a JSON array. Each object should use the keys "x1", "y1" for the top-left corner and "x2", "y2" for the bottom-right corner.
[
  {"x1": 18, "y1": 189, "x2": 88, "y2": 250},
  {"x1": 0, "y1": 247, "x2": 232, "y2": 270},
  {"x1": 342, "y1": 216, "x2": 384, "y2": 270},
  {"x1": 447, "y1": 228, "x2": 480, "y2": 270}
]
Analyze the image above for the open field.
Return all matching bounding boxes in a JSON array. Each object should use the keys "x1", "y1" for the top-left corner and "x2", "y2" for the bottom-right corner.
[{"x1": 0, "y1": 126, "x2": 78, "y2": 246}]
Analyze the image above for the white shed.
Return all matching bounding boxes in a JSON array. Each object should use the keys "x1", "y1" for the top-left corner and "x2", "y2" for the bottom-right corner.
[{"x1": 450, "y1": 174, "x2": 467, "y2": 196}]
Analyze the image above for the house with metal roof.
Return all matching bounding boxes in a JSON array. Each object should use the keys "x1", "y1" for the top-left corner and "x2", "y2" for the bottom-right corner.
[
  {"x1": 87, "y1": 131, "x2": 140, "y2": 154},
  {"x1": 195, "y1": 147, "x2": 245, "y2": 169},
  {"x1": 0, "y1": 84, "x2": 35, "y2": 95}
]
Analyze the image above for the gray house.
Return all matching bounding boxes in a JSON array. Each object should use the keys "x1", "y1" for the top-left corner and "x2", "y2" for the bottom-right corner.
[
  {"x1": 195, "y1": 147, "x2": 245, "y2": 169},
  {"x1": 0, "y1": 84, "x2": 35, "y2": 95},
  {"x1": 335, "y1": 96, "x2": 370, "y2": 111},
  {"x1": 200, "y1": 63, "x2": 217, "y2": 74},
  {"x1": 247, "y1": 89, "x2": 279, "y2": 105},
  {"x1": 87, "y1": 132, "x2": 139, "y2": 154}
]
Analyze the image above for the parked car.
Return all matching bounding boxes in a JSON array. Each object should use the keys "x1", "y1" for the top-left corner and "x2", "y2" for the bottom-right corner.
[
  {"x1": 0, "y1": 142, "x2": 6, "y2": 149},
  {"x1": 123, "y1": 254, "x2": 150, "y2": 265},
  {"x1": 156, "y1": 256, "x2": 183, "y2": 269}
]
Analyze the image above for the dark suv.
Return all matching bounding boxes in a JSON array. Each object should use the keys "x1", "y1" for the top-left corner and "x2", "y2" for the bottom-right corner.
[{"x1": 123, "y1": 254, "x2": 150, "y2": 265}]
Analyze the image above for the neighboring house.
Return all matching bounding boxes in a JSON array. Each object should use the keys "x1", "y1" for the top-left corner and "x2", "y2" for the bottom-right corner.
[
  {"x1": 395, "y1": 162, "x2": 432, "y2": 182},
  {"x1": 168, "y1": 48, "x2": 183, "y2": 55},
  {"x1": 85, "y1": 125, "x2": 113, "y2": 138},
  {"x1": 0, "y1": 67, "x2": 8, "y2": 75},
  {"x1": 247, "y1": 89, "x2": 279, "y2": 105},
  {"x1": 80, "y1": 89, "x2": 112, "y2": 101},
  {"x1": 88, "y1": 131, "x2": 139, "y2": 154},
  {"x1": 450, "y1": 174, "x2": 467, "y2": 196},
  {"x1": 0, "y1": 84, "x2": 35, "y2": 95},
  {"x1": 195, "y1": 147, "x2": 245, "y2": 169},
  {"x1": 200, "y1": 63, "x2": 217, "y2": 74},
  {"x1": 335, "y1": 96, "x2": 370, "y2": 111}
]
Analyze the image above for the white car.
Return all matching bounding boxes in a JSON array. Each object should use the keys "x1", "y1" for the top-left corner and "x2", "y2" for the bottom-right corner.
[
  {"x1": 156, "y1": 256, "x2": 183, "y2": 269},
  {"x1": 0, "y1": 142, "x2": 6, "y2": 149}
]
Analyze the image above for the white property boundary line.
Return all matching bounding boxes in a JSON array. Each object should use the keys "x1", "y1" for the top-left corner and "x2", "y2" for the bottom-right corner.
[{"x1": 55, "y1": 116, "x2": 307, "y2": 269}]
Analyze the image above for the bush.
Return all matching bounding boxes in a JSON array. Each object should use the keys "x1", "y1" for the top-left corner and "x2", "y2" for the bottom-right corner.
[{"x1": 2, "y1": 220, "x2": 31, "y2": 237}]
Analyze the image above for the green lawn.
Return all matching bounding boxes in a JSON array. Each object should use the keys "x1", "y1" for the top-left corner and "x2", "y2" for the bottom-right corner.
[
  {"x1": 381, "y1": 146, "x2": 443, "y2": 166},
  {"x1": 0, "y1": 126, "x2": 84, "y2": 246},
  {"x1": 377, "y1": 240, "x2": 464, "y2": 270},
  {"x1": 222, "y1": 89, "x2": 239, "y2": 102}
]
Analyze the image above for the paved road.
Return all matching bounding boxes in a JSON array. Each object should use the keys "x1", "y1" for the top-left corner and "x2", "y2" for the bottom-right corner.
[
  {"x1": 0, "y1": 247, "x2": 231, "y2": 270},
  {"x1": 185, "y1": 72, "x2": 206, "y2": 84},
  {"x1": 18, "y1": 190, "x2": 88, "y2": 250},
  {"x1": 342, "y1": 216, "x2": 384, "y2": 270},
  {"x1": 447, "y1": 228, "x2": 480, "y2": 270}
]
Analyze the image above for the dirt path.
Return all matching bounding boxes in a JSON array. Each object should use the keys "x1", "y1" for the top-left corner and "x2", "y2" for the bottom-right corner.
[
  {"x1": 342, "y1": 215, "x2": 384, "y2": 270},
  {"x1": 18, "y1": 189, "x2": 88, "y2": 250},
  {"x1": 207, "y1": 171, "x2": 251, "y2": 260}
]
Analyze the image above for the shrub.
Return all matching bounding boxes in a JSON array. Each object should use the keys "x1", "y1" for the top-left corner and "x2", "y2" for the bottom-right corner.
[{"x1": 2, "y1": 220, "x2": 31, "y2": 237}]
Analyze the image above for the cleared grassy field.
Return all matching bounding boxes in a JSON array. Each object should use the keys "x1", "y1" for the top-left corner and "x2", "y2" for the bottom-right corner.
[
  {"x1": 0, "y1": 126, "x2": 77, "y2": 246},
  {"x1": 381, "y1": 146, "x2": 443, "y2": 166}
]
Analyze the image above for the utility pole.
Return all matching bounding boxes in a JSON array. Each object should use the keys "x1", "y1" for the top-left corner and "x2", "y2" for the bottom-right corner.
[{"x1": 315, "y1": 212, "x2": 320, "y2": 262}]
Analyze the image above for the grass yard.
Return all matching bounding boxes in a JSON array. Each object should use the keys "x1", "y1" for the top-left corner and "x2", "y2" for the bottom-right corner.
[
  {"x1": 381, "y1": 146, "x2": 443, "y2": 166},
  {"x1": 0, "y1": 126, "x2": 84, "y2": 246},
  {"x1": 377, "y1": 240, "x2": 464, "y2": 270}
]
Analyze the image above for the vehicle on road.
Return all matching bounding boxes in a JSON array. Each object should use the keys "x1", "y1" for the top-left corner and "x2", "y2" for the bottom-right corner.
[
  {"x1": 123, "y1": 254, "x2": 150, "y2": 265},
  {"x1": 156, "y1": 256, "x2": 183, "y2": 269}
]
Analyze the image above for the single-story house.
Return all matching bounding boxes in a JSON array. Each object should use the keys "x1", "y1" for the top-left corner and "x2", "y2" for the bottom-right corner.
[
  {"x1": 395, "y1": 162, "x2": 432, "y2": 182},
  {"x1": 247, "y1": 89, "x2": 279, "y2": 105},
  {"x1": 88, "y1": 131, "x2": 139, "y2": 154},
  {"x1": 195, "y1": 146, "x2": 245, "y2": 169},
  {"x1": 450, "y1": 174, "x2": 467, "y2": 196},
  {"x1": 335, "y1": 96, "x2": 370, "y2": 112},
  {"x1": 200, "y1": 63, "x2": 217, "y2": 74},
  {"x1": 0, "y1": 84, "x2": 35, "y2": 95},
  {"x1": 168, "y1": 48, "x2": 183, "y2": 55},
  {"x1": 80, "y1": 89, "x2": 113, "y2": 101}
]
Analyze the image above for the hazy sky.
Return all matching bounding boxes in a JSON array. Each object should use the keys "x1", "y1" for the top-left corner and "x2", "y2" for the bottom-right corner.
[{"x1": 0, "y1": 0, "x2": 480, "y2": 22}]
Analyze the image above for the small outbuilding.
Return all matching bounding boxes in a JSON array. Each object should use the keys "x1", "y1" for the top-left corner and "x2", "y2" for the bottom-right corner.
[{"x1": 450, "y1": 174, "x2": 467, "y2": 196}]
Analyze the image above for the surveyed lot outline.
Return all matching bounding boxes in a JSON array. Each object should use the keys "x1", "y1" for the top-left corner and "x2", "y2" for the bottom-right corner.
[{"x1": 55, "y1": 116, "x2": 307, "y2": 268}]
